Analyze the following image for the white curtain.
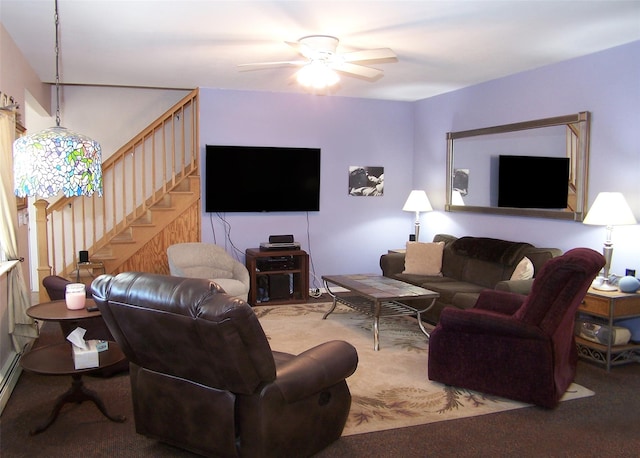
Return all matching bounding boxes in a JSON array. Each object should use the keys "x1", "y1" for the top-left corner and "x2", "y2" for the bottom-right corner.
[{"x1": 0, "y1": 110, "x2": 38, "y2": 352}]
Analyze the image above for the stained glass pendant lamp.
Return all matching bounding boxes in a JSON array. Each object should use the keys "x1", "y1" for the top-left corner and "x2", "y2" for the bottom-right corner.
[{"x1": 13, "y1": 0, "x2": 102, "y2": 198}]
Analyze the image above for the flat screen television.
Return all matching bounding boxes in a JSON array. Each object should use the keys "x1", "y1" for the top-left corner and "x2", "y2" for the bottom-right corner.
[
  {"x1": 498, "y1": 155, "x2": 570, "y2": 209},
  {"x1": 205, "y1": 145, "x2": 321, "y2": 212}
]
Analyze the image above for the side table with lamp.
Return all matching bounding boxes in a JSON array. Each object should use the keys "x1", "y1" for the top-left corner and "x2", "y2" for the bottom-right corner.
[
  {"x1": 582, "y1": 192, "x2": 637, "y2": 291},
  {"x1": 576, "y1": 192, "x2": 640, "y2": 371}
]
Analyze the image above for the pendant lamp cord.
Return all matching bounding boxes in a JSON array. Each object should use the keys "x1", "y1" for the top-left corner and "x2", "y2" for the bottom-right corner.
[{"x1": 54, "y1": 0, "x2": 61, "y2": 128}]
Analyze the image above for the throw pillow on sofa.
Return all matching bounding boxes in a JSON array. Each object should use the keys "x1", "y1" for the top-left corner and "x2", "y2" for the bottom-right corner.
[
  {"x1": 510, "y1": 256, "x2": 534, "y2": 280},
  {"x1": 402, "y1": 241, "x2": 445, "y2": 276}
]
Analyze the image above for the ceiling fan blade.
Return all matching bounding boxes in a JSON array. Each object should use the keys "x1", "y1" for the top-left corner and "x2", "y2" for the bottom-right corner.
[
  {"x1": 332, "y1": 62, "x2": 384, "y2": 79},
  {"x1": 285, "y1": 40, "x2": 303, "y2": 51},
  {"x1": 238, "y1": 60, "x2": 307, "y2": 68},
  {"x1": 341, "y1": 48, "x2": 396, "y2": 62},
  {"x1": 285, "y1": 40, "x2": 317, "y2": 59}
]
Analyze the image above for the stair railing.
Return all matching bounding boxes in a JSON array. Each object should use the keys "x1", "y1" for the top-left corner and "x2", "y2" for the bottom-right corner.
[{"x1": 35, "y1": 89, "x2": 199, "y2": 301}]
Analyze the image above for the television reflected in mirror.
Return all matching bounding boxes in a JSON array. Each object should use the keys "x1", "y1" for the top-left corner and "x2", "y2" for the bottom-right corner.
[{"x1": 498, "y1": 155, "x2": 570, "y2": 209}]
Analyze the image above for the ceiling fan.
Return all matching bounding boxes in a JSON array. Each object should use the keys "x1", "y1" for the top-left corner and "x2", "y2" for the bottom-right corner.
[{"x1": 238, "y1": 35, "x2": 397, "y2": 87}]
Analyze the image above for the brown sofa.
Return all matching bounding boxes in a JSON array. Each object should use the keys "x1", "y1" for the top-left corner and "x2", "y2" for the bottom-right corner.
[{"x1": 379, "y1": 234, "x2": 562, "y2": 324}]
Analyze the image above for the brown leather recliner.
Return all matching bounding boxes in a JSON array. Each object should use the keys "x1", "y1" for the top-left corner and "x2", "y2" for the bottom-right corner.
[
  {"x1": 91, "y1": 272, "x2": 358, "y2": 458},
  {"x1": 428, "y1": 247, "x2": 605, "y2": 408}
]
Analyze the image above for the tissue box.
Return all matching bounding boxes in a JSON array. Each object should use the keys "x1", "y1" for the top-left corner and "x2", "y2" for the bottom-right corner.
[{"x1": 72, "y1": 340, "x2": 100, "y2": 369}]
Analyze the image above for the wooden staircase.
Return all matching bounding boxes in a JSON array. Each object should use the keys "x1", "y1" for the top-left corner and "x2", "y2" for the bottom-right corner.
[
  {"x1": 91, "y1": 173, "x2": 201, "y2": 273},
  {"x1": 35, "y1": 89, "x2": 201, "y2": 301}
]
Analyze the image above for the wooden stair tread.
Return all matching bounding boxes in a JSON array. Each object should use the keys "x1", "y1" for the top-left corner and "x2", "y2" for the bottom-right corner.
[{"x1": 109, "y1": 239, "x2": 137, "y2": 245}]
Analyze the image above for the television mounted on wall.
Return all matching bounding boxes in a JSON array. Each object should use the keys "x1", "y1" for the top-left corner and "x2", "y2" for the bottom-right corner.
[
  {"x1": 205, "y1": 145, "x2": 321, "y2": 213},
  {"x1": 498, "y1": 155, "x2": 570, "y2": 209}
]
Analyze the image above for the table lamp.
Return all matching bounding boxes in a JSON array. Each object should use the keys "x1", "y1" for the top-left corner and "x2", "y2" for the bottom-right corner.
[
  {"x1": 402, "y1": 190, "x2": 433, "y2": 242},
  {"x1": 583, "y1": 192, "x2": 637, "y2": 290},
  {"x1": 452, "y1": 190, "x2": 465, "y2": 206}
]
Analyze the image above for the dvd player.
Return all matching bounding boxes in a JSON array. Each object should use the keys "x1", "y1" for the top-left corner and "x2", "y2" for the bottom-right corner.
[
  {"x1": 259, "y1": 242, "x2": 301, "y2": 251},
  {"x1": 256, "y1": 256, "x2": 296, "y2": 271}
]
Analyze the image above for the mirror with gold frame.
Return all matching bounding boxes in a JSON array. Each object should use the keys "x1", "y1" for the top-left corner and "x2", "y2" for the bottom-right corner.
[{"x1": 445, "y1": 112, "x2": 590, "y2": 221}]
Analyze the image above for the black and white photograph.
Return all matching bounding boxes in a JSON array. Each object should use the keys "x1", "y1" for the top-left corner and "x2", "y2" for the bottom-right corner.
[
  {"x1": 452, "y1": 168, "x2": 469, "y2": 196},
  {"x1": 348, "y1": 166, "x2": 384, "y2": 196}
]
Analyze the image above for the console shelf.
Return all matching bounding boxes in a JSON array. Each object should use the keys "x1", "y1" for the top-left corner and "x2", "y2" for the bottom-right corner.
[{"x1": 245, "y1": 248, "x2": 309, "y2": 306}]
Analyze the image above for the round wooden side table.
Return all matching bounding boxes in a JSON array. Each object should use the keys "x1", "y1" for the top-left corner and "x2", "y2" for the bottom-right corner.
[{"x1": 21, "y1": 299, "x2": 126, "y2": 435}]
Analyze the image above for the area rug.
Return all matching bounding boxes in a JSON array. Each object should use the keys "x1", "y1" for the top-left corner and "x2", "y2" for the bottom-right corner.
[{"x1": 254, "y1": 303, "x2": 594, "y2": 436}]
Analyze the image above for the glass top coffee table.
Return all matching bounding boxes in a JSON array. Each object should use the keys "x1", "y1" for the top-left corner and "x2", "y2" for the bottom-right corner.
[{"x1": 322, "y1": 274, "x2": 439, "y2": 351}]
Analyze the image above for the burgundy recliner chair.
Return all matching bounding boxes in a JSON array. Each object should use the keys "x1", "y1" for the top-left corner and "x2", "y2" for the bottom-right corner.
[
  {"x1": 428, "y1": 247, "x2": 605, "y2": 408},
  {"x1": 92, "y1": 272, "x2": 358, "y2": 458}
]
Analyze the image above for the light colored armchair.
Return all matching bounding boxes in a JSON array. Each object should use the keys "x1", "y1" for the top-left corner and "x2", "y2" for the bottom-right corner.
[{"x1": 167, "y1": 243, "x2": 250, "y2": 301}]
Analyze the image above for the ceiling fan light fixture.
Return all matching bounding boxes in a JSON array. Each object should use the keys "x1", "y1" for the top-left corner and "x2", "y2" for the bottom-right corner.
[
  {"x1": 297, "y1": 61, "x2": 340, "y2": 89},
  {"x1": 239, "y1": 34, "x2": 395, "y2": 90}
]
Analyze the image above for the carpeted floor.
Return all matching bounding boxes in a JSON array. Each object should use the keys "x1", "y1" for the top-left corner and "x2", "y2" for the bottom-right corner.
[
  {"x1": 1, "y1": 302, "x2": 639, "y2": 457},
  {"x1": 255, "y1": 303, "x2": 592, "y2": 436}
]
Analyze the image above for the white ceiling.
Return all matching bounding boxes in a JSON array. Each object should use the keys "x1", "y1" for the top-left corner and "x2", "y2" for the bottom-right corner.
[{"x1": 2, "y1": 0, "x2": 640, "y2": 101}]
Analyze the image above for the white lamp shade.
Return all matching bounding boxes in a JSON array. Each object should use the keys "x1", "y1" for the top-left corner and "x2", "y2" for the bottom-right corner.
[
  {"x1": 402, "y1": 190, "x2": 433, "y2": 212},
  {"x1": 583, "y1": 192, "x2": 637, "y2": 226},
  {"x1": 451, "y1": 190, "x2": 465, "y2": 206}
]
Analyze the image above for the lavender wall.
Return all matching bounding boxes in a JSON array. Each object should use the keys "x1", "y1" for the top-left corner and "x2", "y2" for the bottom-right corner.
[
  {"x1": 198, "y1": 90, "x2": 415, "y2": 286},
  {"x1": 7, "y1": 33, "x2": 639, "y2": 288},
  {"x1": 198, "y1": 41, "x2": 639, "y2": 282},
  {"x1": 414, "y1": 40, "x2": 640, "y2": 276}
]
